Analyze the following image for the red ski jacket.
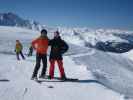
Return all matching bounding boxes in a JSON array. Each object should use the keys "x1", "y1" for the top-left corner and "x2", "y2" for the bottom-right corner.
[{"x1": 32, "y1": 36, "x2": 49, "y2": 54}]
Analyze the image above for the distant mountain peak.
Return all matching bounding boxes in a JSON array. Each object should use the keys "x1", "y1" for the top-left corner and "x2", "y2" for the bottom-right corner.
[{"x1": 0, "y1": 12, "x2": 43, "y2": 31}]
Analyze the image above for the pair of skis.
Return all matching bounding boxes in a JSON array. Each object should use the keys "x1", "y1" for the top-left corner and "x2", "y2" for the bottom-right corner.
[{"x1": 33, "y1": 76, "x2": 79, "y2": 88}]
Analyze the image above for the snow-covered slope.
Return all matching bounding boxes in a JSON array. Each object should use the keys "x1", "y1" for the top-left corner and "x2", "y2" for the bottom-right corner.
[
  {"x1": 1, "y1": 26, "x2": 133, "y2": 100},
  {"x1": 122, "y1": 50, "x2": 133, "y2": 61},
  {"x1": 74, "y1": 50, "x2": 133, "y2": 99},
  {"x1": 0, "y1": 54, "x2": 121, "y2": 100}
]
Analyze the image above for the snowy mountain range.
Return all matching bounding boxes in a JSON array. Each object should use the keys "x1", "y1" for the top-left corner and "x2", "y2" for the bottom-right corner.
[
  {"x1": 0, "y1": 12, "x2": 133, "y2": 53},
  {"x1": 0, "y1": 12, "x2": 43, "y2": 31},
  {"x1": 57, "y1": 27, "x2": 133, "y2": 53}
]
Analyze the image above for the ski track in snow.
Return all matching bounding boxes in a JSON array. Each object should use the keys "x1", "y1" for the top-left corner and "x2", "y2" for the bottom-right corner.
[{"x1": 73, "y1": 50, "x2": 133, "y2": 99}]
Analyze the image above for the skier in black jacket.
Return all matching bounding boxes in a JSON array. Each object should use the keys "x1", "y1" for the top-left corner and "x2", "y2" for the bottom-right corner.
[{"x1": 48, "y1": 31, "x2": 69, "y2": 80}]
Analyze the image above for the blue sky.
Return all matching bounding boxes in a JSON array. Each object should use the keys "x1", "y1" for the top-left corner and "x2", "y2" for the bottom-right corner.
[{"x1": 0, "y1": 0, "x2": 133, "y2": 29}]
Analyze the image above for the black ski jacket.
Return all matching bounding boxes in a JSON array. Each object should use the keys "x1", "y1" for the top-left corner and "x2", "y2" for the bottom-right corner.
[{"x1": 49, "y1": 36, "x2": 69, "y2": 60}]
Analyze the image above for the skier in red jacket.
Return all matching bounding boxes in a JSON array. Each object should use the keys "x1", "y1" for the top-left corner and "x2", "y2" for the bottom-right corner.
[{"x1": 31, "y1": 29, "x2": 49, "y2": 80}]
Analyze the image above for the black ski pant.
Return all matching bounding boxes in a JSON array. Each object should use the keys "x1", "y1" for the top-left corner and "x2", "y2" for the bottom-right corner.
[
  {"x1": 32, "y1": 53, "x2": 47, "y2": 78},
  {"x1": 16, "y1": 51, "x2": 25, "y2": 60}
]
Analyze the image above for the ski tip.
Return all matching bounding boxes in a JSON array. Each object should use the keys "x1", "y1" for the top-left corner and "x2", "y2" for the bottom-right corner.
[
  {"x1": 0, "y1": 79, "x2": 10, "y2": 82},
  {"x1": 48, "y1": 85, "x2": 54, "y2": 88}
]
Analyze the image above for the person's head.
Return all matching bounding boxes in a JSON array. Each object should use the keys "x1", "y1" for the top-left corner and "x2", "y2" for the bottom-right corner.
[
  {"x1": 41, "y1": 29, "x2": 47, "y2": 36},
  {"x1": 54, "y1": 31, "x2": 60, "y2": 38},
  {"x1": 16, "y1": 40, "x2": 20, "y2": 43}
]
